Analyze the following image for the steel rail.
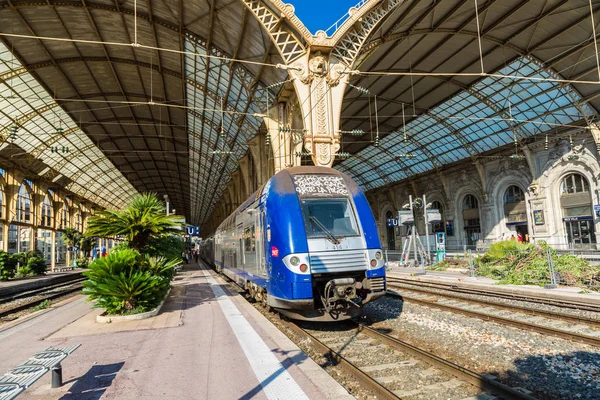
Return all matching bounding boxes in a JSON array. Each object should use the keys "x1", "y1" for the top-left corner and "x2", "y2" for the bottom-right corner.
[
  {"x1": 387, "y1": 277, "x2": 600, "y2": 312},
  {"x1": 287, "y1": 320, "x2": 534, "y2": 400},
  {"x1": 388, "y1": 291, "x2": 600, "y2": 347},
  {"x1": 355, "y1": 323, "x2": 537, "y2": 400},
  {"x1": 0, "y1": 275, "x2": 86, "y2": 305},
  {"x1": 285, "y1": 321, "x2": 400, "y2": 400},
  {"x1": 387, "y1": 282, "x2": 600, "y2": 327},
  {"x1": 0, "y1": 284, "x2": 83, "y2": 321}
]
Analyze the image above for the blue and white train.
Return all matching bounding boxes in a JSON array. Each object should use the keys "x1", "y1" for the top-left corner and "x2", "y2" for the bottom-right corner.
[{"x1": 201, "y1": 166, "x2": 386, "y2": 321}]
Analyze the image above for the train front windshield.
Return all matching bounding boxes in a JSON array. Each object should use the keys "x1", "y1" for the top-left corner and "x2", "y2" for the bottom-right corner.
[{"x1": 300, "y1": 198, "x2": 360, "y2": 239}]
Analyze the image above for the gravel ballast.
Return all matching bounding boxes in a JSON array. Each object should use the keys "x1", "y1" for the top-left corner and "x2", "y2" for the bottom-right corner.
[{"x1": 364, "y1": 296, "x2": 600, "y2": 400}]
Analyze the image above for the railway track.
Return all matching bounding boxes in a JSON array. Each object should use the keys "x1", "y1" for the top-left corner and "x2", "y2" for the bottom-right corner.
[
  {"x1": 0, "y1": 277, "x2": 85, "y2": 321},
  {"x1": 387, "y1": 277, "x2": 600, "y2": 312},
  {"x1": 287, "y1": 319, "x2": 535, "y2": 400},
  {"x1": 387, "y1": 279, "x2": 600, "y2": 347}
]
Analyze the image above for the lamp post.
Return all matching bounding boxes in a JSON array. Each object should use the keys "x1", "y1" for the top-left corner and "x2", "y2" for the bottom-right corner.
[
  {"x1": 424, "y1": 194, "x2": 431, "y2": 264},
  {"x1": 164, "y1": 195, "x2": 170, "y2": 216}
]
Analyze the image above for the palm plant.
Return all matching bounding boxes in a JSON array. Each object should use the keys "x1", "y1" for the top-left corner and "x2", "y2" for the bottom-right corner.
[
  {"x1": 82, "y1": 248, "x2": 167, "y2": 313},
  {"x1": 86, "y1": 193, "x2": 184, "y2": 253},
  {"x1": 144, "y1": 255, "x2": 182, "y2": 280},
  {"x1": 80, "y1": 236, "x2": 96, "y2": 258},
  {"x1": 63, "y1": 227, "x2": 81, "y2": 264}
]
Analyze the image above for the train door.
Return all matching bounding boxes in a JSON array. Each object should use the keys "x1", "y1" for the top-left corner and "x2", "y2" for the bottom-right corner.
[{"x1": 256, "y1": 210, "x2": 267, "y2": 276}]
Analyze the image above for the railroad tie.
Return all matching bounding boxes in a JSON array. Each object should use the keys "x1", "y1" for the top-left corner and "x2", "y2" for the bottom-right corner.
[
  {"x1": 361, "y1": 360, "x2": 418, "y2": 373},
  {"x1": 393, "y1": 378, "x2": 465, "y2": 397}
]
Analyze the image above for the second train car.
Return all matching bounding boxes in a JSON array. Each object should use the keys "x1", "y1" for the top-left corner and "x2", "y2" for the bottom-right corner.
[{"x1": 202, "y1": 166, "x2": 386, "y2": 321}]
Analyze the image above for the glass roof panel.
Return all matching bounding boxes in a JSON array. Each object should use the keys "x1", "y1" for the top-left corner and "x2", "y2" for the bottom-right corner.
[
  {"x1": 185, "y1": 38, "x2": 271, "y2": 223},
  {"x1": 0, "y1": 42, "x2": 138, "y2": 210},
  {"x1": 337, "y1": 55, "x2": 595, "y2": 190}
]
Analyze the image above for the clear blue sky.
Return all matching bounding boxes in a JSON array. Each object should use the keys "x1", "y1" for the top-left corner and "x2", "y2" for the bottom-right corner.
[{"x1": 288, "y1": 1, "x2": 362, "y2": 34}]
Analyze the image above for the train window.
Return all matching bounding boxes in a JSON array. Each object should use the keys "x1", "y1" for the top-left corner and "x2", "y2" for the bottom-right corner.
[
  {"x1": 244, "y1": 226, "x2": 255, "y2": 252},
  {"x1": 300, "y1": 198, "x2": 360, "y2": 239}
]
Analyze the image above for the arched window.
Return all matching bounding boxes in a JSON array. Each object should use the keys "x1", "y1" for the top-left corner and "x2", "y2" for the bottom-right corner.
[
  {"x1": 503, "y1": 186, "x2": 528, "y2": 239},
  {"x1": 462, "y1": 194, "x2": 478, "y2": 210},
  {"x1": 504, "y1": 186, "x2": 525, "y2": 203},
  {"x1": 561, "y1": 173, "x2": 590, "y2": 195},
  {"x1": 431, "y1": 200, "x2": 445, "y2": 233},
  {"x1": 16, "y1": 183, "x2": 31, "y2": 223},
  {"x1": 41, "y1": 195, "x2": 52, "y2": 227},
  {"x1": 60, "y1": 202, "x2": 69, "y2": 230},
  {"x1": 386, "y1": 210, "x2": 395, "y2": 250},
  {"x1": 462, "y1": 194, "x2": 480, "y2": 246},
  {"x1": 0, "y1": 185, "x2": 4, "y2": 219},
  {"x1": 560, "y1": 173, "x2": 596, "y2": 248}
]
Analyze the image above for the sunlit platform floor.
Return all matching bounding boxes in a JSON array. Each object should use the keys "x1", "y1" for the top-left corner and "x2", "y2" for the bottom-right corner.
[{"x1": 0, "y1": 264, "x2": 353, "y2": 400}]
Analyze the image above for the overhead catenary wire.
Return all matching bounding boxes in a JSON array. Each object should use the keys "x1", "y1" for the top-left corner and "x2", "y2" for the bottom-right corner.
[
  {"x1": 0, "y1": 31, "x2": 598, "y2": 87},
  {"x1": 590, "y1": 0, "x2": 600, "y2": 82}
]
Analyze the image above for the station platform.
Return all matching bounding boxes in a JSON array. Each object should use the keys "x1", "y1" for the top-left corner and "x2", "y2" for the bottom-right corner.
[
  {"x1": 0, "y1": 264, "x2": 353, "y2": 400},
  {"x1": 386, "y1": 265, "x2": 600, "y2": 307},
  {"x1": 0, "y1": 270, "x2": 83, "y2": 297}
]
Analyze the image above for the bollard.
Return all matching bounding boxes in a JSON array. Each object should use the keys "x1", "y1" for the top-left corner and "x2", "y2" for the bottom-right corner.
[
  {"x1": 468, "y1": 249, "x2": 475, "y2": 278},
  {"x1": 51, "y1": 363, "x2": 63, "y2": 388}
]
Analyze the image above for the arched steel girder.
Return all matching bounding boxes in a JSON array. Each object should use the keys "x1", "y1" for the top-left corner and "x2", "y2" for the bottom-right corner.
[
  {"x1": 381, "y1": 129, "x2": 445, "y2": 172},
  {"x1": 344, "y1": 94, "x2": 477, "y2": 160},
  {"x1": 423, "y1": 110, "x2": 479, "y2": 158},
  {"x1": 0, "y1": 103, "x2": 60, "y2": 139},
  {"x1": 355, "y1": 0, "x2": 587, "y2": 71},
  {"x1": 346, "y1": 0, "x2": 599, "y2": 136},
  {"x1": 30, "y1": 116, "x2": 193, "y2": 159},
  {"x1": 360, "y1": 70, "x2": 530, "y2": 142},
  {"x1": 370, "y1": 145, "x2": 412, "y2": 180},
  {"x1": 0, "y1": 66, "x2": 27, "y2": 83},
  {"x1": 344, "y1": 153, "x2": 392, "y2": 186},
  {"x1": 22, "y1": 93, "x2": 247, "y2": 163},
  {"x1": 352, "y1": 15, "x2": 600, "y2": 118},
  {"x1": 17, "y1": 56, "x2": 251, "y2": 113},
  {"x1": 194, "y1": 40, "x2": 276, "y2": 222},
  {"x1": 0, "y1": 0, "x2": 262, "y2": 79},
  {"x1": 239, "y1": 0, "x2": 306, "y2": 64},
  {"x1": 330, "y1": 0, "x2": 405, "y2": 68}
]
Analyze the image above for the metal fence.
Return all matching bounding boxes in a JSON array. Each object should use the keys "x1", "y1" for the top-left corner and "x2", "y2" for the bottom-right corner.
[{"x1": 384, "y1": 245, "x2": 600, "y2": 291}]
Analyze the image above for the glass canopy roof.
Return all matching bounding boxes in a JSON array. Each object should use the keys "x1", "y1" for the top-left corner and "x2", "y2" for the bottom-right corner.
[
  {"x1": 0, "y1": 43, "x2": 138, "y2": 210},
  {"x1": 337, "y1": 56, "x2": 596, "y2": 190},
  {"x1": 185, "y1": 38, "x2": 271, "y2": 223}
]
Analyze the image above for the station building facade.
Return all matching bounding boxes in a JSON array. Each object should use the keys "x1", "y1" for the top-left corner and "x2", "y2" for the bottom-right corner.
[
  {"x1": 368, "y1": 129, "x2": 600, "y2": 251},
  {"x1": 0, "y1": 166, "x2": 100, "y2": 268}
]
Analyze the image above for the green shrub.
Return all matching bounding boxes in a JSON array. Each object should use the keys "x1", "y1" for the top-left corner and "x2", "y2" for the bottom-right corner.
[
  {"x1": 143, "y1": 255, "x2": 181, "y2": 280},
  {"x1": 16, "y1": 266, "x2": 33, "y2": 277},
  {"x1": 75, "y1": 257, "x2": 89, "y2": 269},
  {"x1": 145, "y1": 235, "x2": 186, "y2": 261},
  {"x1": 27, "y1": 256, "x2": 47, "y2": 275},
  {"x1": 33, "y1": 299, "x2": 51, "y2": 311},
  {"x1": 82, "y1": 248, "x2": 172, "y2": 315},
  {"x1": 474, "y1": 240, "x2": 600, "y2": 287},
  {"x1": 0, "y1": 251, "x2": 17, "y2": 281}
]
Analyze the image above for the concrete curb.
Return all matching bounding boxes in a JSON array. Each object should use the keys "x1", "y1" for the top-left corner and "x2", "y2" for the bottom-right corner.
[{"x1": 96, "y1": 287, "x2": 171, "y2": 323}]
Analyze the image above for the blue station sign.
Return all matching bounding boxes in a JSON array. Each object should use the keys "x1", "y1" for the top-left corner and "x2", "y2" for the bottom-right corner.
[{"x1": 186, "y1": 226, "x2": 200, "y2": 235}]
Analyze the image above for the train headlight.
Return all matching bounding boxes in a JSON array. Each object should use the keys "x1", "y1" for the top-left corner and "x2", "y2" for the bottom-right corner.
[
  {"x1": 290, "y1": 256, "x2": 300, "y2": 266},
  {"x1": 370, "y1": 259, "x2": 377, "y2": 267},
  {"x1": 375, "y1": 251, "x2": 383, "y2": 260},
  {"x1": 299, "y1": 264, "x2": 308, "y2": 272}
]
